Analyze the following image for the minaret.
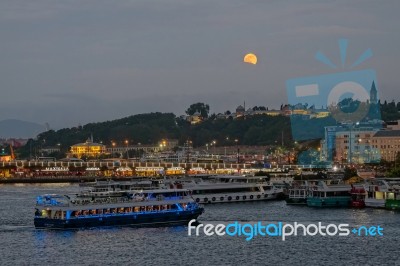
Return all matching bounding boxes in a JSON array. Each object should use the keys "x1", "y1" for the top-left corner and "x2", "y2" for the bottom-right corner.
[{"x1": 370, "y1": 81, "x2": 378, "y2": 104}]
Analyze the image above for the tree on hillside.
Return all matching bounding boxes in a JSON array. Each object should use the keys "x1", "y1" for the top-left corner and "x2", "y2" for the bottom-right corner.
[{"x1": 185, "y1": 103, "x2": 210, "y2": 118}]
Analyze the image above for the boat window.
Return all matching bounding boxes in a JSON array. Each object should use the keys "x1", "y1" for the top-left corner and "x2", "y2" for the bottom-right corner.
[{"x1": 192, "y1": 187, "x2": 262, "y2": 194}]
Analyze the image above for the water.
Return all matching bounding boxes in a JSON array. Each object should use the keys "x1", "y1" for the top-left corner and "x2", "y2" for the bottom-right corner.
[{"x1": 0, "y1": 184, "x2": 399, "y2": 266}]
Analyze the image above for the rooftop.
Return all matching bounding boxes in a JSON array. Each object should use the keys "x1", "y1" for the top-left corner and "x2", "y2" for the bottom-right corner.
[{"x1": 373, "y1": 130, "x2": 400, "y2": 137}]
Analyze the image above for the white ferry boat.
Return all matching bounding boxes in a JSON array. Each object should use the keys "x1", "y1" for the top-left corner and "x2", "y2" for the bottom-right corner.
[
  {"x1": 365, "y1": 179, "x2": 391, "y2": 208},
  {"x1": 34, "y1": 185, "x2": 204, "y2": 228},
  {"x1": 168, "y1": 175, "x2": 284, "y2": 204}
]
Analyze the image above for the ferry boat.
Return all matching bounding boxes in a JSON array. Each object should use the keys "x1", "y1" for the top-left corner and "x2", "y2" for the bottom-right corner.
[
  {"x1": 384, "y1": 180, "x2": 400, "y2": 210},
  {"x1": 285, "y1": 181, "x2": 315, "y2": 205},
  {"x1": 306, "y1": 180, "x2": 351, "y2": 208},
  {"x1": 169, "y1": 175, "x2": 284, "y2": 204},
  {"x1": 34, "y1": 187, "x2": 204, "y2": 228},
  {"x1": 349, "y1": 185, "x2": 367, "y2": 208},
  {"x1": 385, "y1": 196, "x2": 400, "y2": 210},
  {"x1": 364, "y1": 179, "x2": 391, "y2": 208}
]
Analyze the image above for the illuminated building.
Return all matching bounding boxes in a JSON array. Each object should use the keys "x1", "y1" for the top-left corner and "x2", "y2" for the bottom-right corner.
[
  {"x1": 187, "y1": 111, "x2": 203, "y2": 124},
  {"x1": 70, "y1": 138, "x2": 106, "y2": 158},
  {"x1": 0, "y1": 155, "x2": 12, "y2": 162}
]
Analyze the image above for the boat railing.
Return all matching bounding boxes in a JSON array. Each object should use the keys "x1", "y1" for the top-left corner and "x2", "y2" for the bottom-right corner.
[
  {"x1": 36, "y1": 201, "x2": 70, "y2": 207},
  {"x1": 289, "y1": 194, "x2": 307, "y2": 199}
]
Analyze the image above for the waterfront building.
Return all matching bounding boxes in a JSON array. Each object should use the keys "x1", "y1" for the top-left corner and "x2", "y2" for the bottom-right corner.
[
  {"x1": 70, "y1": 138, "x2": 107, "y2": 159},
  {"x1": 321, "y1": 121, "x2": 400, "y2": 163},
  {"x1": 321, "y1": 122, "x2": 382, "y2": 163},
  {"x1": 334, "y1": 125, "x2": 378, "y2": 164}
]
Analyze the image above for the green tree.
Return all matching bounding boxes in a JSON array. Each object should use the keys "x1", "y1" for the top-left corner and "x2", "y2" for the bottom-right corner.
[{"x1": 185, "y1": 103, "x2": 210, "y2": 118}]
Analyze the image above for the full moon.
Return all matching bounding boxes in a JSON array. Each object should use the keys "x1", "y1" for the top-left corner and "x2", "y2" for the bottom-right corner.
[{"x1": 243, "y1": 53, "x2": 257, "y2": 65}]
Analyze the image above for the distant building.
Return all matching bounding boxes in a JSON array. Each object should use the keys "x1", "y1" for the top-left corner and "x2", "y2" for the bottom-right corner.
[
  {"x1": 187, "y1": 111, "x2": 203, "y2": 125},
  {"x1": 371, "y1": 130, "x2": 400, "y2": 162},
  {"x1": 334, "y1": 126, "x2": 378, "y2": 164},
  {"x1": 40, "y1": 146, "x2": 60, "y2": 155},
  {"x1": 386, "y1": 120, "x2": 400, "y2": 130},
  {"x1": 321, "y1": 120, "x2": 400, "y2": 163},
  {"x1": 235, "y1": 105, "x2": 245, "y2": 117},
  {"x1": 70, "y1": 138, "x2": 107, "y2": 158},
  {"x1": 0, "y1": 154, "x2": 12, "y2": 162}
]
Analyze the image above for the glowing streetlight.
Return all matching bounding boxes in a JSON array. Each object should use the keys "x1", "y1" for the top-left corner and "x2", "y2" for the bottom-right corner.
[
  {"x1": 235, "y1": 139, "x2": 239, "y2": 163},
  {"x1": 125, "y1": 140, "x2": 129, "y2": 159}
]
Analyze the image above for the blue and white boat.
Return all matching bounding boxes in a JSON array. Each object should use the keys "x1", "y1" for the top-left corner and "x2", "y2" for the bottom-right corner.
[{"x1": 34, "y1": 186, "x2": 204, "y2": 228}]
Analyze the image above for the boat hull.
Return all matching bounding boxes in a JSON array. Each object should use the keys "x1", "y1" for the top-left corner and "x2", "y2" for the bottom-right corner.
[
  {"x1": 34, "y1": 209, "x2": 204, "y2": 229},
  {"x1": 307, "y1": 197, "x2": 351, "y2": 207},
  {"x1": 365, "y1": 199, "x2": 385, "y2": 208},
  {"x1": 385, "y1": 199, "x2": 400, "y2": 210},
  {"x1": 350, "y1": 200, "x2": 365, "y2": 208},
  {"x1": 285, "y1": 198, "x2": 307, "y2": 205}
]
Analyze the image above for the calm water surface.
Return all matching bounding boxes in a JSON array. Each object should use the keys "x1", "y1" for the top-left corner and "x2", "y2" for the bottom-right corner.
[{"x1": 0, "y1": 184, "x2": 399, "y2": 266}]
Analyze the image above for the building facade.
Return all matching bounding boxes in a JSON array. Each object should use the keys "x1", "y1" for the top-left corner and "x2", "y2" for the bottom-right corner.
[
  {"x1": 334, "y1": 126, "x2": 379, "y2": 164},
  {"x1": 70, "y1": 138, "x2": 107, "y2": 158},
  {"x1": 371, "y1": 130, "x2": 400, "y2": 162},
  {"x1": 322, "y1": 121, "x2": 400, "y2": 163}
]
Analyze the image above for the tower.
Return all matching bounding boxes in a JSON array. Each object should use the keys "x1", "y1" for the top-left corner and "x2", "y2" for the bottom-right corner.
[{"x1": 370, "y1": 81, "x2": 378, "y2": 104}]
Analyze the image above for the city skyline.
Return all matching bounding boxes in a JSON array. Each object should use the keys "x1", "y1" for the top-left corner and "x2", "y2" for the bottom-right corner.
[{"x1": 1, "y1": 0, "x2": 399, "y2": 129}]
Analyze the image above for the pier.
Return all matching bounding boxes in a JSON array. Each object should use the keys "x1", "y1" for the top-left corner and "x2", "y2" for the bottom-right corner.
[{"x1": 0, "y1": 160, "x2": 251, "y2": 170}]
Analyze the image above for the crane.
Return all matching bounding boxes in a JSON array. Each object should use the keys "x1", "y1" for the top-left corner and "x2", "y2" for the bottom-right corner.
[{"x1": 10, "y1": 144, "x2": 15, "y2": 160}]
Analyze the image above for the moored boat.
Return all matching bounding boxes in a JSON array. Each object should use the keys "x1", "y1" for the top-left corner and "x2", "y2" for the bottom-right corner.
[
  {"x1": 169, "y1": 175, "x2": 284, "y2": 204},
  {"x1": 285, "y1": 181, "x2": 315, "y2": 205},
  {"x1": 365, "y1": 180, "x2": 391, "y2": 208},
  {"x1": 34, "y1": 187, "x2": 204, "y2": 228},
  {"x1": 384, "y1": 181, "x2": 400, "y2": 210},
  {"x1": 307, "y1": 180, "x2": 351, "y2": 208},
  {"x1": 350, "y1": 185, "x2": 367, "y2": 208}
]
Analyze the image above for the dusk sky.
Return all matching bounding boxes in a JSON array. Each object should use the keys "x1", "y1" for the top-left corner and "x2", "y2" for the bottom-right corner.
[{"x1": 0, "y1": 0, "x2": 399, "y2": 129}]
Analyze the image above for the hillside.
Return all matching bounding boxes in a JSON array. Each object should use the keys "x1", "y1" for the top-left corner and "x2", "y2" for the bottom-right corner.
[
  {"x1": 16, "y1": 113, "x2": 295, "y2": 158},
  {"x1": 14, "y1": 99, "x2": 400, "y2": 159}
]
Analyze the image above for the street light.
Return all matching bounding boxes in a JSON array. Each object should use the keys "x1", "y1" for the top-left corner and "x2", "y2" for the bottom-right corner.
[
  {"x1": 235, "y1": 139, "x2": 239, "y2": 163},
  {"x1": 125, "y1": 140, "x2": 129, "y2": 159},
  {"x1": 212, "y1": 140, "x2": 216, "y2": 157}
]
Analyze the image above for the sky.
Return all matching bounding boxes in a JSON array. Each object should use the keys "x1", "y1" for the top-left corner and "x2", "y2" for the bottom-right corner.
[{"x1": 0, "y1": 0, "x2": 399, "y2": 129}]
